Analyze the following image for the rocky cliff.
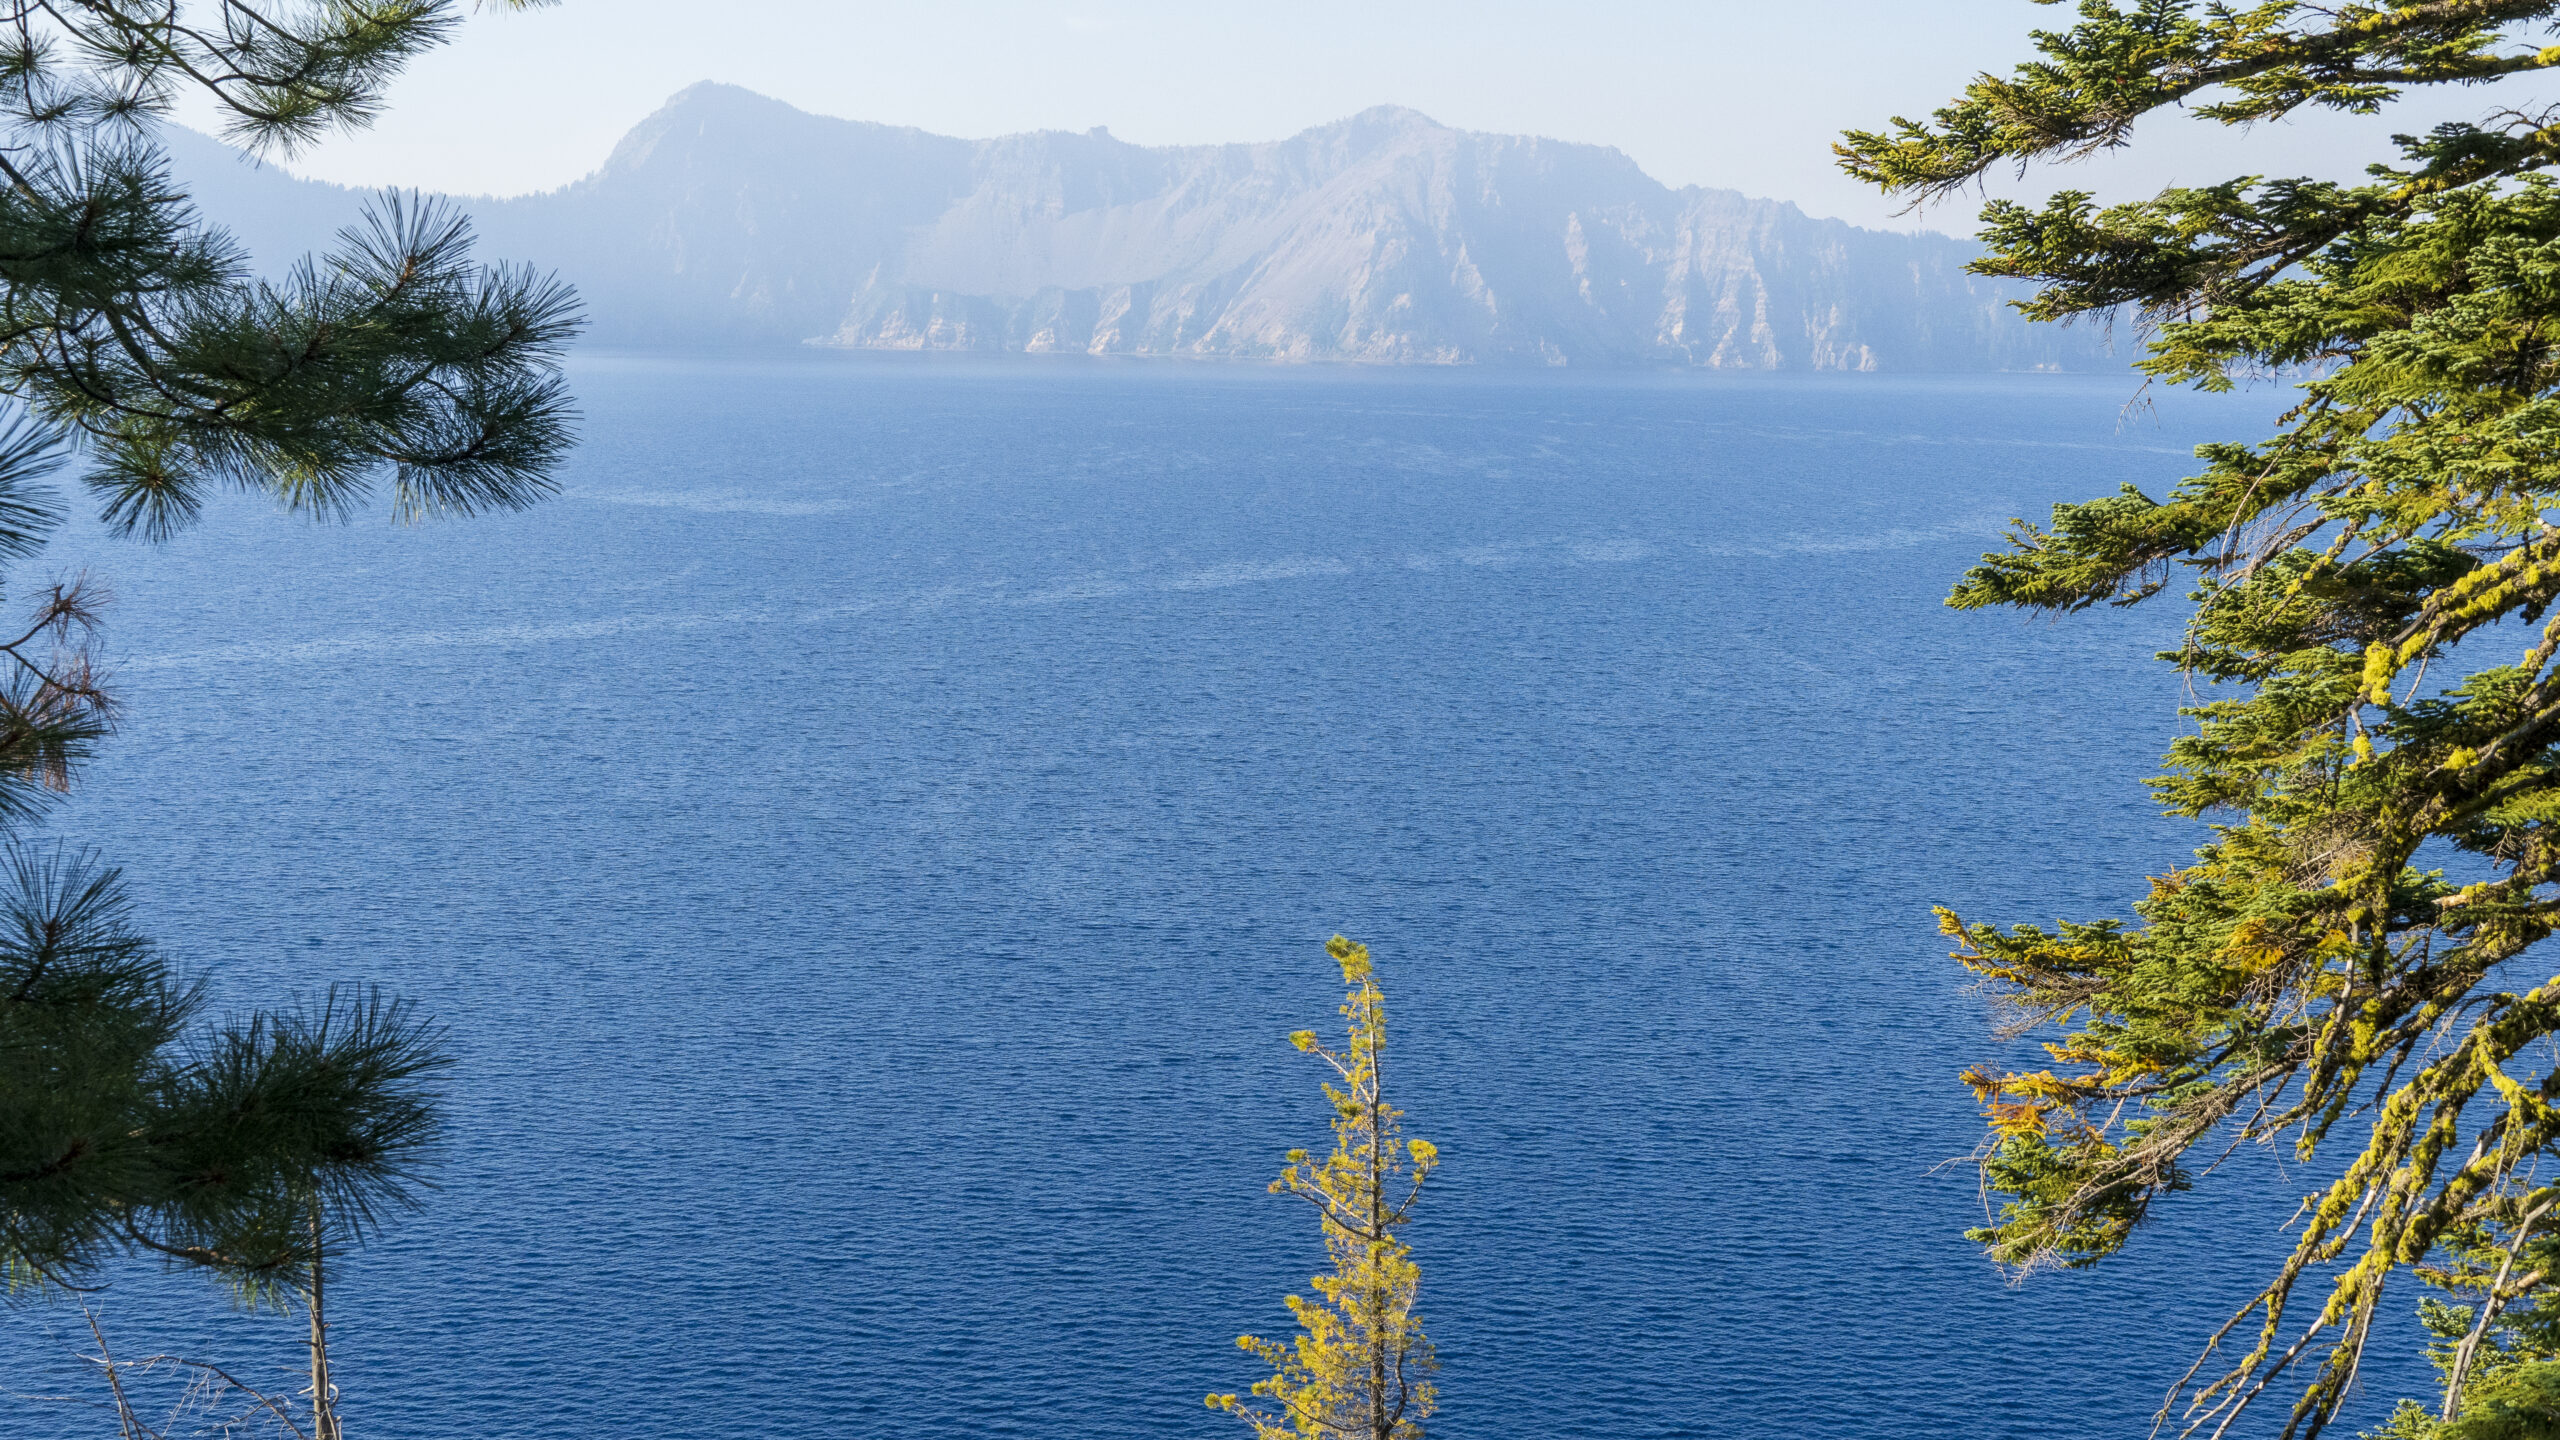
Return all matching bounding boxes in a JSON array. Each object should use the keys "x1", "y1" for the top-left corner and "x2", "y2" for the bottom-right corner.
[{"x1": 167, "y1": 84, "x2": 2108, "y2": 370}]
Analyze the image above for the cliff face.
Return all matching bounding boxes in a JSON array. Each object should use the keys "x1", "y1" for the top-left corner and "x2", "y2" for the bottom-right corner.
[
  {"x1": 478, "y1": 87, "x2": 977, "y2": 346},
  {"x1": 166, "y1": 84, "x2": 2108, "y2": 370}
]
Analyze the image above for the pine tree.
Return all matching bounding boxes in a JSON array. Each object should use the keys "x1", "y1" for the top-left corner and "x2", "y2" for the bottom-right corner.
[
  {"x1": 0, "y1": 0, "x2": 579, "y2": 816},
  {"x1": 0, "y1": 3, "x2": 570, "y2": 1429},
  {"x1": 1834, "y1": 4, "x2": 2560, "y2": 1436},
  {"x1": 1210, "y1": 936, "x2": 1439, "y2": 1440},
  {"x1": 0, "y1": 2, "x2": 578, "y2": 547},
  {"x1": 2, "y1": 848, "x2": 434, "y2": 1293},
  {"x1": 0, "y1": 846, "x2": 449, "y2": 1430}
]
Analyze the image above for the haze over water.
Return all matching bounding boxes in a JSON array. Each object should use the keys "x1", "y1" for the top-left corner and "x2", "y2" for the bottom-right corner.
[{"x1": 0, "y1": 358, "x2": 2405, "y2": 1438}]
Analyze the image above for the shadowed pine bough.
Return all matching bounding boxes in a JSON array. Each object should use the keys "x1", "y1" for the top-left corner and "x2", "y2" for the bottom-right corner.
[
  {"x1": 1840, "y1": 3, "x2": 2560, "y2": 1437},
  {"x1": 0, "y1": 0, "x2": 569, "y2": 1362},
  {"x1": 0, "y1": 845, "x2": 448, "y2": 1297}
]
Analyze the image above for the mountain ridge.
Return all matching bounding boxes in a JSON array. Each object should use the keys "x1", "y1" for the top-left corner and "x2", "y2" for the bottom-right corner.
[{"x1": 164, "y1": 84, "x2": 2109, "y2": 370}]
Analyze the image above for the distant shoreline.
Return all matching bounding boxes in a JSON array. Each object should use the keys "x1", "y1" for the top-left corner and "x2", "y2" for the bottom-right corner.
[{"x1": 567, "y1": 342, "x2": 2120, "y2": 381}]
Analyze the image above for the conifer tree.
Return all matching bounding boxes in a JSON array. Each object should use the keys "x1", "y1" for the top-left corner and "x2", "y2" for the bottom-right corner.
[
  {"x1": 1, "y1": 844, "x2": 449, "y2": 1435},
  {"x1": 2372, "y1": 1213, "x2": 2560, "y2": 1438},
  {"x1": 0, "y1": 1, "x2": 579, "y2": 544},
  {"x1": 3, "y1": 849, "x2": 443, "y2": 1296},
  {"x1": 1210, "y1": 936, "x2": 1439, "y2": 1440},
  {"x1": 1835, "y1": 3, "x2": 2560, "y2": 1435},
  {"x1": 0, "y1": 3, "x2": 570, "y2": 1429}
]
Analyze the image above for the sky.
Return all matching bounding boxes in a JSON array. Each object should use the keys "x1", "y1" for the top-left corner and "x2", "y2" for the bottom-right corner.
[{"x1": 208, "y1": 1, "x2": 2560, "y2": 233}]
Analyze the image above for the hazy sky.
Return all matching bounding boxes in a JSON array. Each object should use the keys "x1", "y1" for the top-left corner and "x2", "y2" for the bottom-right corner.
[{"x1": 222, "y1": 1, "x2": 2560, "y2": 232}]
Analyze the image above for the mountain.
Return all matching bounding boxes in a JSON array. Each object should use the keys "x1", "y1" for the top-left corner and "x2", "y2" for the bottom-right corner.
[{"x1": 162, "y1": 85, "x2": 2109, "y2": 370}]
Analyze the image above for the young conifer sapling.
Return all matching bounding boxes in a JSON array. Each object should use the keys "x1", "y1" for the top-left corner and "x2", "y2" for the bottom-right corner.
[{"x1": 1210, "y1": 935, "x2": 1438, "y2": 1440}]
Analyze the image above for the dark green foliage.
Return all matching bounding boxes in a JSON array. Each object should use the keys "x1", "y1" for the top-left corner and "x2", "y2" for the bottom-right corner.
[
  {"x1": 143, "y1": 985, "x2": 449, "y2": 1303},
  {"x1": 0, "y1": 0, "x2": 565, "y2": 1349},
  {"x1": 1841, "y1": 4, "x2": 2560, "y2": 1438},
  {"x1": 0, "y1": 847, "x2": 446, "y2": 1301},
  {"x1": 0, "y1": 844, "x2": 189, "y2": 1291},
  {"x1": 2439, "y1": 1366, "x2": 2560, "y2": 1440},
  {"x1": 0, "y1": 4, "x2": 580, "y2": 541}
]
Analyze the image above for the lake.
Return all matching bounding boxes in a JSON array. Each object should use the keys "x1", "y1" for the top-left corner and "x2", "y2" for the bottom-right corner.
[{"x1": 0, "y1": 356, "x2": 2402, "y2": 1438}]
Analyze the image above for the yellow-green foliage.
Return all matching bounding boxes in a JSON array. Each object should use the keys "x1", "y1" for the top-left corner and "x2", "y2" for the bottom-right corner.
[{"x1": 1209, "y1": 936, "x2": 1439, "y2": 1440}]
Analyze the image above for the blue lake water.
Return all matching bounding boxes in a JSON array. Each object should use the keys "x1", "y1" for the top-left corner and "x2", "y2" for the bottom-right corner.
[{"x1": 0, "y1": 356, "x2": 2418, "y2": 1438}]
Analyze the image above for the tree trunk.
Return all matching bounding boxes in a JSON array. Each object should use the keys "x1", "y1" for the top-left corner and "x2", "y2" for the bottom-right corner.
[
  {"x1": 308, "y1": 1198, "x2": 339, "y2": 1440},
  {"x1": 1369, "y1": 1001, "x2": 1388, "y2": 1440}
]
